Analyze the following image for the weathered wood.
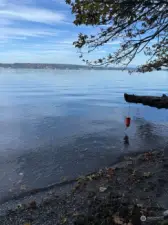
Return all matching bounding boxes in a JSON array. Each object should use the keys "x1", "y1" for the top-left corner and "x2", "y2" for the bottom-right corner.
[{"x1": 124, "y1": 93, "x2": 168, "y2": 109}]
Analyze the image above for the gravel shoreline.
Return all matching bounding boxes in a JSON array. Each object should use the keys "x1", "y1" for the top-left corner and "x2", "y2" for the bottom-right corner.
[{"x1": 0, "y1": 150, "x2": 168, "y2": 225}]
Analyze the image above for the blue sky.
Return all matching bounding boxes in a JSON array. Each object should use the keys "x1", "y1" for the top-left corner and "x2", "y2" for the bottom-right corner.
[{"x1": 0, "y1": 0, "x2": 147, "y2": 65}]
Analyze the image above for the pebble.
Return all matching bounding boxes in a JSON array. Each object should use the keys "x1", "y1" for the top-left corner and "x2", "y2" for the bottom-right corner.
[
  {"x1": 163, "y1": 210, "x2": 168, "y2": 217},
  {"x1": 28, "y1": 201, "x2": 37, "y2": 209},
  {"x1": 99, "y1": 187, "x2": 107, "y2": 192},
  {"x1": 74, "y1": 215, "x2": 86, "y2": 225},
  {"x1": 88, "y1": 191, "x2": 96, "y2": 198},
  {"x1": 140, "y1": 215, "x2": 146, "y2": 222}
]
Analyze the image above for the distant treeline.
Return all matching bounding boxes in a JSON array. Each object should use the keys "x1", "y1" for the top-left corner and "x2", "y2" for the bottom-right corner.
[
  {"x1": 0, "y1": 63, "x2": 132, "y2": 70},
  {"x1": 0, "y1": 63, "x2": 167, "y2": 71}
]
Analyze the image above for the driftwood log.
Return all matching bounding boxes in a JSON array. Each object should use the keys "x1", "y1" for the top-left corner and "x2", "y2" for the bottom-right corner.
[{"x1": 124, "y1": 93, "x2": 168, "y2": 109}]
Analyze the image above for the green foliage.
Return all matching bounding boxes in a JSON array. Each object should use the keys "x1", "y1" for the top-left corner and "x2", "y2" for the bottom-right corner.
[{"x1": 66, "y1": 0, "x2": 168, "y2": 72}]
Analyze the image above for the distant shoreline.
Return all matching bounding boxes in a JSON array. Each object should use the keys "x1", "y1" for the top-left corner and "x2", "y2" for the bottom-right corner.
[
  {"x1": 0, "y1": 63, "x2": 167, "y2": 71},
  {"x1": 0, "y1": 63, "x2": 135, "y2": 71}
]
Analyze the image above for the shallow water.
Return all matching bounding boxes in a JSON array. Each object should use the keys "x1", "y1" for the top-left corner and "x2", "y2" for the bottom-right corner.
[{"x1": 0, "y1": 69, "x2": 168, "y2": 201}]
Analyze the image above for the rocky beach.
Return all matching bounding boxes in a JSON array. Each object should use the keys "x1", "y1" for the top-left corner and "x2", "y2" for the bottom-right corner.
[{"x1": 0, "y1": 150, "x2": 168, "y2": 225}]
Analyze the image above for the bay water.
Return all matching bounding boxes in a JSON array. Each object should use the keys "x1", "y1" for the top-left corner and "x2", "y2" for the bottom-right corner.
[{"x1": 0, "y1": 69, "x2": 168, "y2": 201}]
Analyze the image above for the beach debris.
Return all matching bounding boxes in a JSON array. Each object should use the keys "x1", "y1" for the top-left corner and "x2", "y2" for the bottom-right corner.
[
  {"x1": 99, "y1": 186, "x2": 107, "y2": 192},
  {"x1": 19, "y1": 172, "x2": 24, "y2": 176},
  {"x1": 72, "y1": 212, "x2": 80, "y2": 218},
  {"x1": 113, "y1": 215, "x2": 124, "y2": 224},
  {"x1": 144, "y1": 152, "x2": 153, "y2": 161},
  {"x1": 86, "y1": 175, "x2": 94, "y2": 181},
  {"x1": 143, "y1": 172, "x2": 152, "y2": 178},
  {"x1": 113, "y1": 215, "x2": 133, "y2": 225},
  {"x1": 86, "y1": 174, "x2": 94, "y2": 181},
  {"x1": 106, "y1": 167, "x2": 115, "y2": 178},
  {"x1": 77, "y1": 176, "x2": 85, "y2": 183},
  {"x1": 132, "y1": 169, "x2": 136, "y2": 176},
  {"x1": 61, "y1": 217, "x2": 67, "y2": 224}
]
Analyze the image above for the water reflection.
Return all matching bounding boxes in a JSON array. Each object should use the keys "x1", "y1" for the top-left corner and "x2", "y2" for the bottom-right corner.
[
  {"x1": 135, "y1": 118, "x2": 165, "y2": 149},
  {"x1": 123, "y1": 135, "x2": 130, "y2": 146}
]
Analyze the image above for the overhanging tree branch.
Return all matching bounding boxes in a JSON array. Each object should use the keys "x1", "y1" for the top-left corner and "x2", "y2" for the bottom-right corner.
[{"x1": 66, "y1": 0, "x2": 168, "y2": 72}]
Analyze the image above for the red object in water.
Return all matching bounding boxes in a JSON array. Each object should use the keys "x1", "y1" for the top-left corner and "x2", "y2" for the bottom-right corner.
[{"x1": 125, "y1": 117, "x2": 131, "y2": 128}]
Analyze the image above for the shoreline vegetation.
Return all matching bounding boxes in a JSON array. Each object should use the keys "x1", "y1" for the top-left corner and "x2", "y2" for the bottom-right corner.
[{"x1": 1, "y1": 150, "x2": 168, "y2": 225}]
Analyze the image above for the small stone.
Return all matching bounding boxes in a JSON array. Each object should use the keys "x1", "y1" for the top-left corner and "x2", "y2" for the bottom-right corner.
[
  {"x1": 143, "y1": 172, "x2": 152, "y2": 178},
  {"x1": 163, "y1": 210, "x2": 168, "y2": 217},
  {"x1": 137, "y1": 204, "x2": 143, "y2": 208},
  {"x1": 74, "y1": 215, "x2": 86, "y2": 225},
  {"x1": 99, "y1": 187, "x2": 107, "y2": 192},
  {"x1": 147, "y1": 181, "x2": 156, "y2": 191},
  {"x1": 29, "y1": 201, "x2": 37, "y2": 209},
  {"x1": 140, "y1": 215, "x2": 146, "y2": 222},
  {"x1": 113, "y1": 216, "x2": 124, "y2": 225},
  {"x1": 88, "y1": 191, "x2": 96, "y2": 198}
]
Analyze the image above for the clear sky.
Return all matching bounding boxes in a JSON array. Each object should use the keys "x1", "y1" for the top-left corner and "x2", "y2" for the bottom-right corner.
[{"x1": 0, "y1": 0, "x2": 146, "y2": 65}]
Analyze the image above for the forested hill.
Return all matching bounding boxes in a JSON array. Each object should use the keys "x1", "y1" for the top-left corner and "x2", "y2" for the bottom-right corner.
[{"x1": 0, "y1": 63, "x2": 132, "y2": 70}]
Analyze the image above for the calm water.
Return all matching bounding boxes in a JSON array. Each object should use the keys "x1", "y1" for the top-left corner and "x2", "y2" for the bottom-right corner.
[{"x1": 0, "y1": 69, "x2": 168, "y2": 201}]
